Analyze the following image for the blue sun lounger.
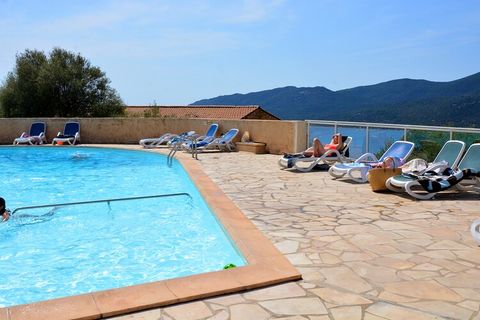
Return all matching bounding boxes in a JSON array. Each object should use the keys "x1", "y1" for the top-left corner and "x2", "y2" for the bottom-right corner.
[
  {"x1": 328, "y1": 140, "x2": 415, "y2": 183},
  {"x1": 13, "y1": 122, "x2": 47, "y2": 145},
  {"x1": 52, "y1": 121, "x2": 81, "y2": 145}
]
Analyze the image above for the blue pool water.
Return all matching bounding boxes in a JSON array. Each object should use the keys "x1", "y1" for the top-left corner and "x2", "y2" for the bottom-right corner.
[{"x1": 0, "y1": 147, "x2": 245, "y2": 307}]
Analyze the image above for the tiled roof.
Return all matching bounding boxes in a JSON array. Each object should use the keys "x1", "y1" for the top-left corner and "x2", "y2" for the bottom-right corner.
[{"x1": 126, "y1": 105, "x2": 278, "y2": 120}]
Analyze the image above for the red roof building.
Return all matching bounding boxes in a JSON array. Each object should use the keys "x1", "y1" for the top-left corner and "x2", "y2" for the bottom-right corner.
[{"x1": 126, "y1": 105, "x2": 280, "y2": 120}]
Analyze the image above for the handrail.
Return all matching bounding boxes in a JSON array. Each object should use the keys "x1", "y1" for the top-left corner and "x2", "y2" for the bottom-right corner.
[
  {"x1": 306, "y1": 119, "x2": 480, "y2": 155},
  {"x1": 306, "y1": 120, "x2": 480, "y2": 133},
  {"x1": 167, "y1": 140, "x2": 182, "y2": 166},
  {"x1": 12, "y1": 193, "x2": 191, "y2": 214},
  {"x1": 166, "y1": 135, "x2": 200, "y2": 166}
]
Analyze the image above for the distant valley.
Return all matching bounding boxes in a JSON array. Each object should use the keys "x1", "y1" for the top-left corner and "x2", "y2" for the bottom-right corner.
[{"x1": 192, "y1": 72, "x2": 480, "y2": 127}]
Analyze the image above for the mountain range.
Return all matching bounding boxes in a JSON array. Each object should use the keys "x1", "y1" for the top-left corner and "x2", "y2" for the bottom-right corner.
[{"x1": 191, "y1": 72, "x2": 480, "y2": 127}]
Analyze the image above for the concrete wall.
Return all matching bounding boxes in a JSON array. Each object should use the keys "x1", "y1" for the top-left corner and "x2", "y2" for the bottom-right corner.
[{"x1": 0, "y1": 118, "x2": 308, "y2": 154}]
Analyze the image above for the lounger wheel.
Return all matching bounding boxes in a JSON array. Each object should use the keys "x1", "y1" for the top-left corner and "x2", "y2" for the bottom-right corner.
[
  {"x1": 471, "y1": 219, "x2": 480, "y2": 245},
  {"x1": 328, "y1": 166, "x2": 346, "y2": 178},
  {"x1": 404, "y1": 181, "x2": 435, "y2": 200},
  {"x1": 385, "y1": 178, "x2": 405, "y2": 193}
]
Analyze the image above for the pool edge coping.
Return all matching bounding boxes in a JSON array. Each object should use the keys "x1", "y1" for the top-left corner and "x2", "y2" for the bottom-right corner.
[{"x1": 2, "y1": 145, "x2": 301, "y2": 320}]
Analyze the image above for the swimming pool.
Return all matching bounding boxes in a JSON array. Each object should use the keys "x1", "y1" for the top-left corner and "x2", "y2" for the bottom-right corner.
[{"x1": 0, "y1": 147, "x2": 245, "y2": 307}]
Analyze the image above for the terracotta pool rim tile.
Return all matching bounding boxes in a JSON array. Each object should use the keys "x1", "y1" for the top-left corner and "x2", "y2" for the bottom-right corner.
[{"x1": 1, "y1": 145, "x2": 301, "y2": 320}]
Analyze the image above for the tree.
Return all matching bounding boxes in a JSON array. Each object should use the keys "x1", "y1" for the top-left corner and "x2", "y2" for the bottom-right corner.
[{"x1": 0, "y1": 48, "x2": 125, "y2": 117}]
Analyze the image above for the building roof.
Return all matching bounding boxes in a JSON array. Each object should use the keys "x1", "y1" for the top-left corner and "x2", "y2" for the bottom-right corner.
[{"x1": 126, "y1": 105, "x2": 279, "y2": 120}]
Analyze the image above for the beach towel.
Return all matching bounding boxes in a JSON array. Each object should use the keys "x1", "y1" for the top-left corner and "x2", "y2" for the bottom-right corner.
[{"x1": 416, "y1": 168, "x2": 480, "y2": 193}]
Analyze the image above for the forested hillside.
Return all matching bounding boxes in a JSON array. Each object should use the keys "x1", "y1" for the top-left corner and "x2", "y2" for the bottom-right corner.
[{"x1": 192, "y1": 73, "x2": 480, "y2": 127}]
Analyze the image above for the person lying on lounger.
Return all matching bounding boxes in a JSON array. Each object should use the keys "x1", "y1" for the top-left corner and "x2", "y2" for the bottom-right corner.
[
  {"x1": 302, "y1": 134, "x2": 344, "y2": 157},
  {"x1": 371, "y1": 156, "x2": 404, "y2": 168}
]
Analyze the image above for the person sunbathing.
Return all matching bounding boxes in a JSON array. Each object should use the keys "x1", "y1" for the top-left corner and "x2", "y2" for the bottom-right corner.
[{"x1": 303, "y1": 134, "x2": 344, "y2": 157}]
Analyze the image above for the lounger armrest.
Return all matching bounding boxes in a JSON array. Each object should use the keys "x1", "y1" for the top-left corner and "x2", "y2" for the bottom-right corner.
[
  {"x1": 20, "y1": 132, "x2": 27, "y2": 138},
  {"x1": 322, "y1": 149, "x2": 342, "y2": 158},
  {"x1": 57, "y1": 131, "x2": 62, "y2": 137},
  {"x1": 355, "y1": 153, "x2": 378, "y2": 163},
  {"x1": 39, "y1": 132, "x2": 46, "y2": 144}
]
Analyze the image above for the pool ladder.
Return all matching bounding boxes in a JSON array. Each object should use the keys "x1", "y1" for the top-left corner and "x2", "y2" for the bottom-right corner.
[{"x1": 167, "y1": 136, "x2": 199, "y2": 166}]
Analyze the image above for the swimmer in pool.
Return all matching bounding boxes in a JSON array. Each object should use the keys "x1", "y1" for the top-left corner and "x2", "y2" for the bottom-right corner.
[{"x1": 1, "y1": 197, "x2": 11, "y2": 222}]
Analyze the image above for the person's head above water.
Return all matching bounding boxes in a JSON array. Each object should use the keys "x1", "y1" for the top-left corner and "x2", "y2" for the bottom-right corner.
[
  {"x1": 0, "y1": 197, "x2": 6, "y2": 214},
  {"x1": 0, "y1": 197, "x2": 9, "y2": 222}
]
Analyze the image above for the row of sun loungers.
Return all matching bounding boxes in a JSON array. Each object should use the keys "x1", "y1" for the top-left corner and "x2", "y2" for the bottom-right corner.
[
  {"x1": 139, "y1": 123, "x2": 239, "y2": 153},
  {"x1": 13, "y1": 121, "x2": 81, "y2": 146},
  {"x1": 279, "y1": 136, "x2": 480, "y2": 200}
]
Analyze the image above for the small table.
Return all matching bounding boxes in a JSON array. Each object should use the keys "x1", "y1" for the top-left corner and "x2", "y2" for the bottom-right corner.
[{"x1": 236, "y1": 142, "x2": 267, "y2": 154}]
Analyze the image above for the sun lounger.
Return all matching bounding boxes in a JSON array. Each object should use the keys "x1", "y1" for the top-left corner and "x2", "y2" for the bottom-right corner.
[
  {"x1": 385, "y1": 140, "x2": 465, "y2": 192},
  {"x1": 139, "y1": 133, "x2": 177, "y2": 148},
  {"x1": 403, "y1": 143, "x2": 480, "y2": 199},
  {"x1": 52, "y1": 121, "x2": 80, "y2": 145},
  {"x1": 185, "y1": 128, "x2": 239, "y2": 152},
  {"x1": 278, "y1": 136, "x2": 353, "y2": 172},
  {"x1": 181, "y1": 123, "x2": 219, "y2": 150},
  {"x1": 328, "y1": 140, "x2": 415, "y2": 183},
  {"x1": 13, "y1": 122, "x2": 47, "y2": 145}
]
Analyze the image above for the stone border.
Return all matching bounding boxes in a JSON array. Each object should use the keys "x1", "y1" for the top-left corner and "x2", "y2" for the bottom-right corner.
[{"x1": 1, "y1": 145, "x2": 301, "y2": 320}]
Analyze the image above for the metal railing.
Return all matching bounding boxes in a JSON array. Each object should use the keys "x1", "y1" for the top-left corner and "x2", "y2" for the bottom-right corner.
[
  {"x1": 167, "y1": 136, "x2": 199, "y2": 166},
  {"x1": 307, "y1": 120, "x2": 480, "y2": 158},
  {"x1": 12, "y1": 193, "x2": 191, "y2": 215}
]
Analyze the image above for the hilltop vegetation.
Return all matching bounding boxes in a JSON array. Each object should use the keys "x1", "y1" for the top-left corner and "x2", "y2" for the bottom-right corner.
[{"x1": 192, "y1": 73, "x2": 480, "y2": 127}]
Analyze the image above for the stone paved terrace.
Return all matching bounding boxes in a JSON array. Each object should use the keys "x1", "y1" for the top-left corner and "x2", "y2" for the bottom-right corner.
[{"x1": 110, "y1": 151, "x2": 480, "y2": 320}]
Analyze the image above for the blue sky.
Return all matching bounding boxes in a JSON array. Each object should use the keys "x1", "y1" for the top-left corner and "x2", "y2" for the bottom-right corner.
[{"x1": 1, "y1": 0, "x2": 479, "y2": 105}]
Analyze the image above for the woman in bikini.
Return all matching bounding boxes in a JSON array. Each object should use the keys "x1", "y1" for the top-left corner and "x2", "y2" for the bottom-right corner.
[{"x1": 303, "y1": 133, "x2": 344, "y2": 157}]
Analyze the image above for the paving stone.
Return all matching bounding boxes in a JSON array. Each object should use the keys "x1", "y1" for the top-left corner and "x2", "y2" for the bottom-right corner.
[
  {"x1": 286, "y1": 253, "x2": 313, "y2": 265},
  {"x1": 427, "y1": 240, "x2": 471, "y2": 250},
  {"x1": 206, "y1": 310, "x2": 229, "y2": 320},
  {"x1": 260, "y1": 298, "x2": 328, "y2": 315},
  {"x1": 398, "y1": 270, "x2": 439, "y2": 280},
  {"x1": 452, "y1": 288, "x2": 480, "y2": 301},
  {"x1": 206, "y1": 294, "x2": 246, "y2": 306},
  {"x1": 346, "y1": 261, "x2": 400, "y2": 283},
  {"x1": 319, "y1": 253, "x2": 342, "y2": 265},
  {"x1": 366, "y1": 302, "x2": 441, "y2": 320},
  {"x1": 371, "y1": 257, "x2": 415, "y2": 270},
  {"x1": 319, "y1": 266, "x2": 372, "y2": 293},
  {"x1": 330, "y1": 306, "x2": 362, "y2": 320},
  {"x1": 310, "y1": 287, "x2": 372, "y2": 305},
  {"x1": 437, "y1": 272, "x2": 480, "y2": 289},
  {"x1": 243, "y1": 282, "x2": 306, "y2": 301},
  {"x1": 454, "y1": 249, "x2": 480, "y2": 264},
  {"x1": 458, "y1": 300, "x2": 480, "y2": 311},
  {"x1": 402, "y1": 301, "x2": 473, "y2": 319},
  {"x1": 229, "y1": 304, "x2": 270, "y2": 320},
  {"x1": 109, "y1": 308, "x2": 162, "y2": 320},
  {"x1": 363, "y1": 313, "x2": 388, "y2": 320},
  {"x1": 378, "y1": 291, "x2": 419, "y2": 303},
  {"x1": 412, "y1": 263, "x2": 443, "y2": 271},
  {"x1": 340, "y1": 251, "x2": 376, "y2": 262},
  {"x1": 275, "y1": 240, "x2": 300, "y2": 254},
  {"x1": 383, "y1": 280, "x2": 463, "y2": 302},
  {"x1": 164, "y1": 301, "x2": 213, "y2": 320}
]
